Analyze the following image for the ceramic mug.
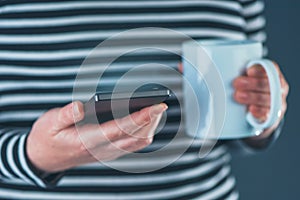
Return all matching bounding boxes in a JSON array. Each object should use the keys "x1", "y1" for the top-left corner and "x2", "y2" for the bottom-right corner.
[{"x1": 182, "y1": 40, "x2": 282, "y2": 139}]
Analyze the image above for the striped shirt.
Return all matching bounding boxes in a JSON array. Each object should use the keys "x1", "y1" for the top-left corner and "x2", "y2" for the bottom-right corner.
[{"x1": 0, "y1": 0, "x2": 268, "y2": 199}]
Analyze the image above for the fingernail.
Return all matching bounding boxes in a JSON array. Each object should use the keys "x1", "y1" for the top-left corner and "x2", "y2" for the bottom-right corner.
[
  {"x1": 150, "y1": 103, "x2": 168, "y2": 116},
  {"x1": 255, "y1": 65, "x2": 264, "y2": 72},
  {"x1": 73, "y1": 102, "x2": 81, "y2": 119},
  {"x1": 250, "y1": 65, "x2": 265, "y2": 76}
]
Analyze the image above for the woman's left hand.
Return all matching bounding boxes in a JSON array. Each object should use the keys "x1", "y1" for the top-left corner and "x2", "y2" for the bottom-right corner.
[{"x1": 233, "y1": 62, "x2": 289, "y2": 139}]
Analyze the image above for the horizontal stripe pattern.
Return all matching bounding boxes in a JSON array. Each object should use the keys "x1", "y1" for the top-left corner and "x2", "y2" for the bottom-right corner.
[
  {"x1": 0, "y1": 13, "x2": 246, "y2": 28},
  {"x1": 0, "y1": 1, "x2": 242, "y2": 13},
  {"x1": 0, "y1": 128, "x2": 45, "y2": 187},
  {"x1": 0, "y1": 28, "x2": 245, "y2": 45},
  {"x1": 0, "y1": 0, "x2": 266, "y2": 199}
]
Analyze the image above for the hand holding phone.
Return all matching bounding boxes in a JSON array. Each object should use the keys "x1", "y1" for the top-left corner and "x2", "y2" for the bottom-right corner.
[{"x1": 84, "y1": 84, "x2": 171, "y2": 123}]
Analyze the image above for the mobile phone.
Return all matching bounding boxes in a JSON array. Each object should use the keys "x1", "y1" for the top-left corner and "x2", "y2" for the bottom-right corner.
[{"x1": 84, "y1": 84, "x2": 171, "y2": 123}]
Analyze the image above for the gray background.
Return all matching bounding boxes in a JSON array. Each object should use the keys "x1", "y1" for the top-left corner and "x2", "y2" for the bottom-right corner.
[{"x1": 231, "y1": 1, "x2": 300, "y2": 199}]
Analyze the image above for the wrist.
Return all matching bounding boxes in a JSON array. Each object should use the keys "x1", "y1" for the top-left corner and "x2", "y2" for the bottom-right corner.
[{"x1": 24, "y1": 134, "x2": 65, "y2": 188}]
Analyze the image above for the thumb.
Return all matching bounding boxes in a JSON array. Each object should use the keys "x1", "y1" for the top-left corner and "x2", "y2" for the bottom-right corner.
[{"x1": 53, "y1": 101, "x2": 85, "y2": 132}]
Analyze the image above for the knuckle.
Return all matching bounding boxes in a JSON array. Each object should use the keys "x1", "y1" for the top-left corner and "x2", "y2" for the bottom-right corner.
[
  {"x1": 233, "y1": 77, "x2": 243, "y2": 88},
  {"x1": 255, "y1": 93, "x2": 266, "y2": 102},
  {"x1": 284, "y1": 84, "x2": 290, "y2": 97},
  {"x1": 253, "y1": 106, "x2": 269, "y2": 115},
  {"x1": 233, "y1": 91, "x2": 240, "y2": 100},
  {"x1": 136, "y1": 109, "x2": 151, "y2": 125},
  {"x1": 108, "y1": 128, "x2": 123, "y2": 141},
  {"x1": 286, "y1": 83, "x2": 290, "y2": 93},
  {"x1": 235, "y1": 91, "x2": 247, "y2": 102},
  {"x1": 254, "y1": 78, "x2": 269, "y2": 89},
  {"x1": 250, "y1": 105, "x2": 258, "y2": 114},
  {"x1": 260, "y1": 108, "x2": 269, "y2": 115},
  {"x1": 102, "y1": 120, "x2": 123, "y2": 141},
  {"x1": 140, "y1": 137, "x2": 153, "y2": 146}
]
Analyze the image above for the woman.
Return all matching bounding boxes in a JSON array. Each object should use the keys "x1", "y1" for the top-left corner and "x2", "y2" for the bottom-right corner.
[{"x1": 0, "y1": 0, "x2": 289, "y2": 199}]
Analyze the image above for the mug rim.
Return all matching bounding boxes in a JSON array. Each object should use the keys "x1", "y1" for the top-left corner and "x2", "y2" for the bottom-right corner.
[
  {"x1": 197, "y1": 39, "x2": 259, "y2": 46},
  {"x1": 183, "y1": 39, "x2": 260, "y2": 47}
]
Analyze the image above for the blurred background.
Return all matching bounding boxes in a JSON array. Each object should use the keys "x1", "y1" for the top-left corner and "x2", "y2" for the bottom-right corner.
[{"x1": 231, "y1": 1, "x2": 300, "y2": 199}]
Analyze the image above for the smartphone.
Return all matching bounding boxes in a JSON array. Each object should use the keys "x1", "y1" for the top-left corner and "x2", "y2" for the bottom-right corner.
[{"x1": 84, "y1": 84, "x2": 171, "y2": 123}]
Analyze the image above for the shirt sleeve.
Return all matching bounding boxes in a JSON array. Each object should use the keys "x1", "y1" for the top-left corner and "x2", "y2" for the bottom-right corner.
[{"x1": 0, "y1": 126, "x2": 64, "y2": 188}]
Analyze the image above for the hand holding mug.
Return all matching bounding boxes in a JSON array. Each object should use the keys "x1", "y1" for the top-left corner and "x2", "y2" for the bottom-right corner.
[
  {"x1": 233, "y1": 62, "x2": 289, "y2": 139},
  {"x1": 182, "y1": 40, "x2": 287, "y2": 139}
]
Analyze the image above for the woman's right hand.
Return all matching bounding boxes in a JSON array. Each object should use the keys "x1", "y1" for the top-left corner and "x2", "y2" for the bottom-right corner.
[{"x1": 26, "y1": 101, "x2": 167, "y2": 173}]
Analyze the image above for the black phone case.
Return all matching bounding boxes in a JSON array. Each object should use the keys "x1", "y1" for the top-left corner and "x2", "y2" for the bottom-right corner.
[{"x1": 84, "y1": 84, "x2": 170, "y2": 124}]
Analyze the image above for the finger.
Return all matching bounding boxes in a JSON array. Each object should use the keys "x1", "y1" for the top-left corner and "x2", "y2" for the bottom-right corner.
[
  {"x1": 117, "y1": 137, "x2": 153, "y2": 155},
  {"x1": 127, "y1": 111, "x2": 163, "y2": 140},
  {"x1": 272, "y1": 62, "x2": 290, "y2": 97},
  {"x1": 53, "y1": 101, "x2": 85, "y2": 132},
  {"x1": 233, "y1": 76, "x2": 270, "y2": 93},
  {"x1": 282, "y1": 82, "x2": 289, "y2": 98},
  {"x1": 247, "y1": 64, "x2": 267, "y2": 78},
  {"x1": 270, "y1": 62, "x2": 290, "y2": 97},
  {"x1": 110, "y1": 131, "x2": 154, "y2": 153},
  {"x1": 272, "y1": 61, "x2": 284, "y2": 79},
  {"x1": 89, "y1": 116, "x2": 162, "y2": 162},
  {"x1": 249, "y1": 105, "x2": 269, "y2": 121},
  {"x1": 73, "y1": 137, "x2": 143, "y2": 163},
  {"x1": 108, "y1": 117, "x2": 161, "y2": 155},
  {"x1": 77, "y1": 104, "x2": 167, "y2": 149},
  {"x1": 248, "y1": 62, "x2": 289, "y2": 97},
  {"x1": 234, "y1": 91, "x2": 270, "y2": 107},
  {"x1": 102, "y1": 136, "x2": 154, "y2": 161},
  {"x1": 113, "y1": 103, "x2": 167, "y2": 137}
]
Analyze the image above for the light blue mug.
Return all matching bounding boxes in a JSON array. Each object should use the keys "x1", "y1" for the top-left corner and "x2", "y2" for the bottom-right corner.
[{"x1": 182, "y1": 40, "x2": 282, "y2": 139}]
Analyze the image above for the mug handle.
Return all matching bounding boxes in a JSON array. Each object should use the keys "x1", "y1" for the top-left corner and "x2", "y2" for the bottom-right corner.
[{"x1": 246, "y1": 59, "x2": 282, "y2": 133}]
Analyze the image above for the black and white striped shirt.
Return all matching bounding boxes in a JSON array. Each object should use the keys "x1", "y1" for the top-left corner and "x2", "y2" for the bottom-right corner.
[{"x1": 0, "y1": 0, "x2": 269, "y2": 199}]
